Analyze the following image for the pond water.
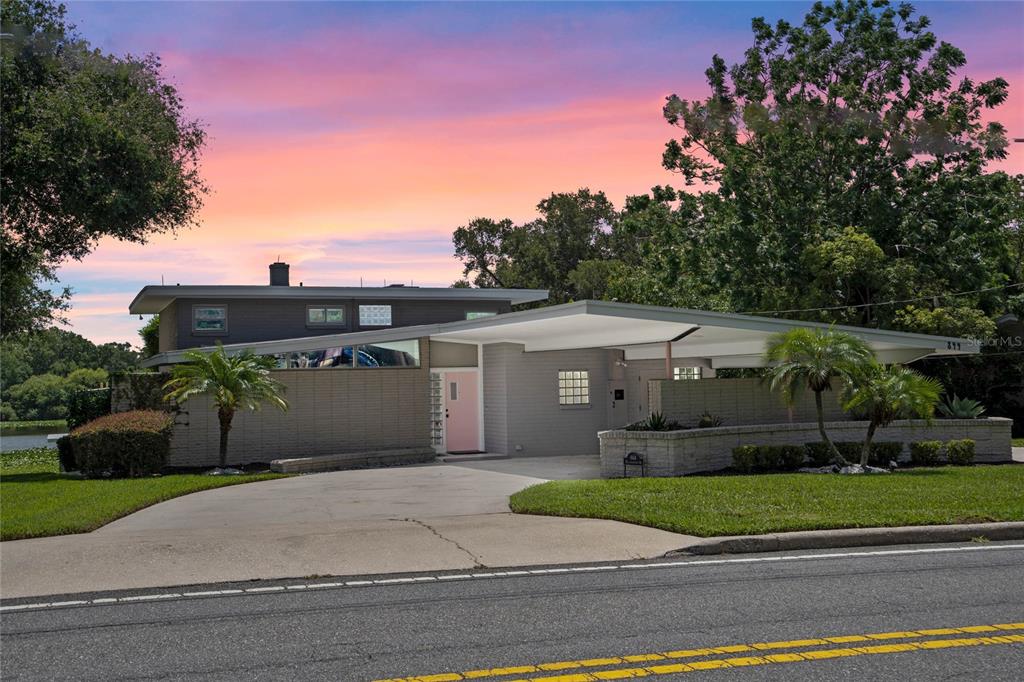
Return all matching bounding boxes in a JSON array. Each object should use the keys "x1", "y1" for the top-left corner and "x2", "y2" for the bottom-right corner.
[{"x1": 1, "y1": 431, "x2": 60, "y2": 453}]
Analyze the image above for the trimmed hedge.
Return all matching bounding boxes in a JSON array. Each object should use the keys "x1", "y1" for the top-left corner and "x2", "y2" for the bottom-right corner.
[
  {"x1": 805, "y1": 440, "x2": 903, "y2": 467},
  {"x1": 70, "y1": 410, "x2": 173, "y2": 478},
  {"x1": 945, "y1": 439, "x2": 976, "y2": 466},
  {"x1": 910, "y1": 440, "x2": 943, "y2": 466},
  {"x1": 732, "y1": 445, "x2": 805, "y2": 473},
  {"x1": 56, "y1": 435, "x2": 76, "y2": 472}
]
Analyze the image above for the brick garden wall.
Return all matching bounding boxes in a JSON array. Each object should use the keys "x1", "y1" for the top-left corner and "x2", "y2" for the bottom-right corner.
[{"x1": 598, "y1": 418, "x2": 1014, "y2": 478}]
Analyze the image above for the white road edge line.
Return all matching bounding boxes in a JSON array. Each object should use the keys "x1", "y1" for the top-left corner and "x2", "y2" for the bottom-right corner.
[{"x1": 3, "y1": 543, "x2": 1022, "y2": 613}]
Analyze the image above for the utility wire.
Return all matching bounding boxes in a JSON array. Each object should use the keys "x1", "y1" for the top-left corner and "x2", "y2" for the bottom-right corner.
[{"x1": 743, "y1": 282, "x2": 1024, "y2": 316}]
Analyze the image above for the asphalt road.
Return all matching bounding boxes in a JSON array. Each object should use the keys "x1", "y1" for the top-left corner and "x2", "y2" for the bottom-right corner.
[{"x1": 2, "y1": 542, "x2": 1022, "y2": 681}]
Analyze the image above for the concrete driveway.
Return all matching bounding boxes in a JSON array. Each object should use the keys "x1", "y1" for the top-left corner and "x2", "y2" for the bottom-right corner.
[{"x1": 1, "y1": 457, "x2": 694, "y2": 598}]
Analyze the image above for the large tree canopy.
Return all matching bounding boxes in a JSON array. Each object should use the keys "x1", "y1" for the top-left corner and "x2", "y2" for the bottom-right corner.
[
  {"x1": 659, "y1": 0, "x2": 1018, "y2": 336},
  {"x1": 453, "y1": 189, "x2": 617, "y2": 304},
  {"x1": 1, "y1": 0, "x2": 207, "y2": 335}
]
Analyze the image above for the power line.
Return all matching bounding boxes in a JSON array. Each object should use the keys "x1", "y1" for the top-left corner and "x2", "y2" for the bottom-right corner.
[{"x1": 743, "y1": 282, "x2": 1024, "y2": 316}]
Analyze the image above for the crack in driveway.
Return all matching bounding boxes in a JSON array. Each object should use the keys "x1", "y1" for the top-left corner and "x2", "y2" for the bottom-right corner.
[{"x1": 398, "y1": 518, "x2": 487, "y2": 568}]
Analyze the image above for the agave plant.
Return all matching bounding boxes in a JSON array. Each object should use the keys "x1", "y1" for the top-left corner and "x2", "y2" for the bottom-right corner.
[{"x1": 937, "y1": 395, "x2": 986, "y2": 419}]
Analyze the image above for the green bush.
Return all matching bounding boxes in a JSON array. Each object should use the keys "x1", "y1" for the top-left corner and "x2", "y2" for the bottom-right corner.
[
  {"x1": 910, "y1": 440, "x2": 943, "y2": 466},
  {"x1": 56, "y1": 435, "x2": 76, "y2": 472},
  {"x1": 732, "y1": 445, "x2": 804, "y2": 472},
  {"x1": 732, "y1": 446, "x2": 759, "y2": 473},
  {"x1": 805, "y1": 440, "x2": 903, "y2": 466},
  {"x1": 697, "y1": 412, "x2": 723, "y2": 428},
  {"x1": 804, "y1": 441, "x2": 833, "y2": 467},
  {"x1": 945, "y1": 439, "x2": 976, "y2": 466},
  {"x1": 66, "y1": 387, "x2": 112, "y2": 430},
  {"x1": 758, "y1": 445, "x2": 805, "y2": 471},
  {"x1": 871, "y1": 441, "x2": 904, "y2": 465},
  {"x1": 70, "y1": 410, "x2": 173, "y2": 478}
]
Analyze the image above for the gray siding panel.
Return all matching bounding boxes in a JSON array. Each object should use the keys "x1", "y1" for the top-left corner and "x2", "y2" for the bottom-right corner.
[
  {"x1": 172, "y1": 298, "x2": 509, "y2": 351},
  {"x1": 429, "y1": 341, "x2": 479, "y2": 368},
  {"x1": 483, "y1": 343, "x2": 612, "y2": 457},
  {"x1": 482, "y1": 344, "x2": 510, "y2": 454},
  {"x1": 157, "y1": 303, "x2": 177, "y2": 353}
]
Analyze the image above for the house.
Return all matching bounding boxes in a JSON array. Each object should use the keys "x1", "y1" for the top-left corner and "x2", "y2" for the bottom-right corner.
[{"x1": 130, "y1": 263, "x2": 1003, "y2": 471}]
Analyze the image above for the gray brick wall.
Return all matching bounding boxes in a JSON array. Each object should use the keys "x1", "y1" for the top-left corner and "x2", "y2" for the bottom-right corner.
[
  {"x1": 651, "y1": 377, "x2": 848, "y2": 427},
  {"x1": 599, "y1": 417, "x2": 1014, "y2": 477},
  {"x1": 160, "y1": 338, "x2": 431, "y2": 467}
]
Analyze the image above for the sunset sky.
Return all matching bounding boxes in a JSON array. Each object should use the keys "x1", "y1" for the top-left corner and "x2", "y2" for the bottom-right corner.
[{"x1": 58, "y1": 1, "x2": 1024, "y2": 345}]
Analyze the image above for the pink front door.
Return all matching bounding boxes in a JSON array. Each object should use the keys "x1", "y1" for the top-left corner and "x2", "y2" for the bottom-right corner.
[{"x1": 445, "y1": 371, "x2": 480, "y2": 453}]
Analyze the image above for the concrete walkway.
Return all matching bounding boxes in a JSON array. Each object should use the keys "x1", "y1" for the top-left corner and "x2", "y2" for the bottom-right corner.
[{"x1": 1, "y1": 458, "x2": 693, "y2": 599}]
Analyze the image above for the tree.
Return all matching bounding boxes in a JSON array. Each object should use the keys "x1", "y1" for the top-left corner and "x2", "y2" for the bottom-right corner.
[
  {"x1": 765, "y1": 327, "x2": 873, "y2": 464},
  {"x1": 453, "y1": 189, "x2": 616, "y2": 303},
  {"x1": 1, "y1": 0, "x2": 207, "y2": 336},
  {"x1": 660, "y1": 0, "x2": 1016, "y2": 331},
  {"x1": 842, "y1": 362, "x2": 943, "y2": 467},
  {"x1": 163, "y1": 344, "x2": 288, "y2": 467},
  {"x1": 139, "y1": 315, "x2": 160, "y2": 358}
]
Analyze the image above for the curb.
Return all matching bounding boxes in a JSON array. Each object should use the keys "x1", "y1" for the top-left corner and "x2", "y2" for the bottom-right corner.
[{"x1": 667, "y1": 522, "x2": 1024, "y2": 556}]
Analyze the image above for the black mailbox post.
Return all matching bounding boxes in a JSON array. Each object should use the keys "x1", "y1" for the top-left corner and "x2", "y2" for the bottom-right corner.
[{"x1": 623, "y1": 452, "x2": 645, "y2": 478}]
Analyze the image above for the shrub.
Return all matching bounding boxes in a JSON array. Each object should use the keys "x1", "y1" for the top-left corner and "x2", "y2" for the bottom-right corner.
[
  {"x1": 758, "y1": 445, "x2": 805, "y2": 471},
  {"x1": 945, "y1": 439, "x2": 976, "y2": 466},
  {"x1": 805, "y1": 441, "x2": 839, "y2": 467},
  {"x1": 732, "y1": 445, "x2": 759, "y2": 473},
  {"x1": 910, "y1": 440, "x2": 943, "y2": 466},
  {"x1": 871, "y1": 441, "x2": 904, "y2": 465},
  {"x1": 0, "y1": 401, "x2": 16, "y2": 421},
  {"x1": 66, "y1": 387, "x2": 112, "y2": 430},
  {"x1": 70, "y1": 410, "x2": 173, "y2": 478},
  {"x1": 56, "y1": 435, "x2": 76, "y2": 472},
  {"x1": 697, "y1": 412, "x2": 723, "y2": 428}
]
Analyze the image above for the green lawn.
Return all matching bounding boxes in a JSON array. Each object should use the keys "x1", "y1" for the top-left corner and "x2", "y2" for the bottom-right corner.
[
  {"x1": 1, "y1": 448, "x2": 287, "y2": 541},
  {"x1": 510, "y1": 466, "x2": 1024, "y2": 537},
  {"x1": 0, "y1": 419, "x2": 67, "y2": 435},
  {"x1": 1013, "y1": 438, "x2": 1024, "y2": 447}
]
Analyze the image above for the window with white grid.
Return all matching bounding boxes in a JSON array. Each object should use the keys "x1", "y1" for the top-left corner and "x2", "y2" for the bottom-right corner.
[
  {"x1": 674, "y1": 366, "x2": 702, "y2": 380},
  {"x1": 558, "y1": 370, "x2": 590, "y2": 405},
  {"x1": 358, "y1": 304, "x2": 392, "y2": 326}
]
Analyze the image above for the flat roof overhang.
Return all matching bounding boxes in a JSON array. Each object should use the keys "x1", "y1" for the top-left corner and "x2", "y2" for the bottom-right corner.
[
  {"x1": 128, "y1": 285, "x2": 550, "y2": 314},
  {"x1": 427, "y1": 300, "x2": 980, "y2": 367},
  {"x1": 140, "y1": 300, "x2": 980, "y2": 368}
]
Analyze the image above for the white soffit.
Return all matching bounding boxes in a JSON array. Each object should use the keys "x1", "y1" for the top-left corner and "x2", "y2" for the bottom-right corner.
[{"x1": 431, "y1": 300, "x2": 980, "y2": 364}]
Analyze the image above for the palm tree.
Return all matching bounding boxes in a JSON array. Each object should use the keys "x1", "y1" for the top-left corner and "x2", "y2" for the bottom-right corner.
[
  {"x1": 842, "y1": 362, "x2": 943, "y2": 467},
  {"x1": 163, "y1": 343, "x2": 288, "y2": 467},
  {"x1": 765, "y1": 327, "x2": 873, "y2": 465}
]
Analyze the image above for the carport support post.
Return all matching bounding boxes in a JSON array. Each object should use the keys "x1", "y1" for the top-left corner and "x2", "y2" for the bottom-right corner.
[{"x1": 664, "y1": 341, "x2": 672, "y2": 380}]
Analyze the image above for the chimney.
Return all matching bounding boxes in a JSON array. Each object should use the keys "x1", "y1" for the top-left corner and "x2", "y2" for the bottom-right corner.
[{"x1": 269, "y1": 262, "x2": 290, "y2": 286}]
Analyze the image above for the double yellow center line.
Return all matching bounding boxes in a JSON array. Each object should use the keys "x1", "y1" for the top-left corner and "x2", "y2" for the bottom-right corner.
[{"x1": 374, "y1": 622, "x2": 1024, "y2": 682}]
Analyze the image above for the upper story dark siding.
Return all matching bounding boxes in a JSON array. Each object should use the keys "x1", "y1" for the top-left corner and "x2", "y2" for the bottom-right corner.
[{"x1": 160, "y1": 297, "x2": 510, "y2": 352}]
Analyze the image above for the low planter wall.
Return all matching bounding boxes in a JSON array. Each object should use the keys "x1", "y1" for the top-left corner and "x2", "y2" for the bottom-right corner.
[{"x1": 598, "y1": 418, "x2": 1013, "y2": 478}]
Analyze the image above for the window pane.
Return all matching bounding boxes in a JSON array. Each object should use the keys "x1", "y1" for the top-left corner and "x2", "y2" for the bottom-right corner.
[
  {"x1": 193, "y1": 306, "x2": 226, "y2": 331},
  {"x1": 466, "y1": 311, "x2": 497, "y2": 320},
  {"x1": 359, "y1": 305, "x2": 392, "y2": 326},
  {"x1": 356, "y1": 339, "x2": 420, "y2": 367},
  {"x1": 325, "y1": 308, "x2": 345, "y2": 323},
  {"x1": 307, "y1": 307, "x2": 326, "y2": 323},
  {"x1": 449, "y1": 382, "x2": 458, "y2": 401},
  {"x1": 558, "y1": 369, "x2": 589, "y2": 405}
]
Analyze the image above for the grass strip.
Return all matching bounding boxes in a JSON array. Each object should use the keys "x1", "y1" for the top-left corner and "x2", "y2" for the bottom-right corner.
[
  {"x1": 1, "y1": 448, "x2": 287, "y2": 540},
  {"x1": 510, "y1": 466, "x2": 1024, "y2": 537},
  {"x1": 0, "y1": 420, "x2": 67, "y2": 435}
]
